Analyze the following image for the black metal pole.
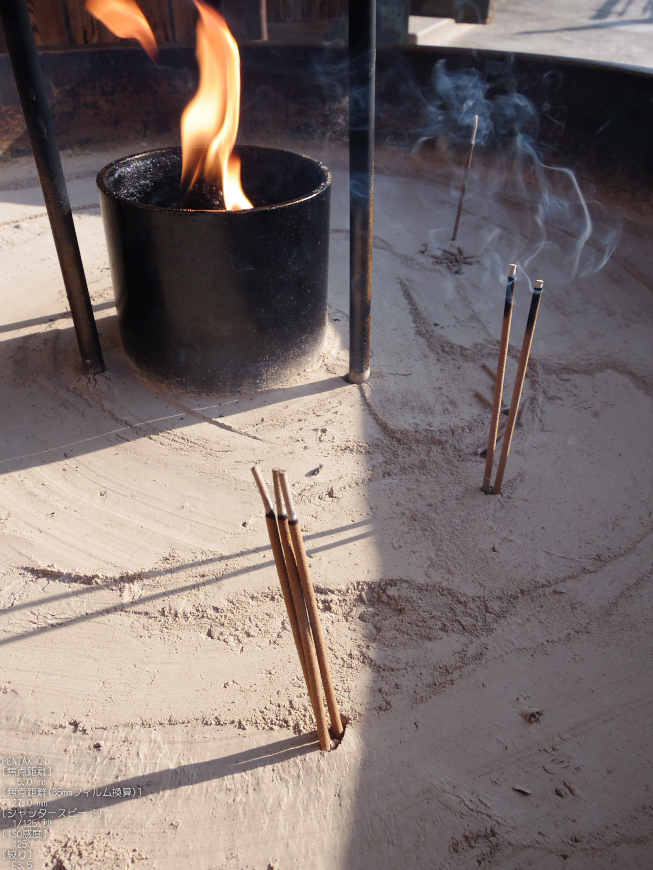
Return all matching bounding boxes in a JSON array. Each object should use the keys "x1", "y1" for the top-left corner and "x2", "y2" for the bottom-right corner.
[
  {"x1": 0, "y1": 0, "x2": 105, "y2": 374},
  {"x1": 348, "y1": 0, "x2": 376, "y2": 384}
]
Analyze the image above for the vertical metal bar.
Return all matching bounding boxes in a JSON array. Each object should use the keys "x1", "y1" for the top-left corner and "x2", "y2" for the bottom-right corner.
[
  {"x1": 258, "y1": 0, "x2": 268, "y2": 41},
  {"x1": 0, "y1": 0, "x2": 105, "y2": 374},
  {"x1": 348, "y1": 0, "x2": 376, "y2": 384},
  {"x1": 167, "y1": 0, "x2": 179, "y2": 42},
  {"x1": 57, "y1": 0, "x2": 74, "y2": 45}
]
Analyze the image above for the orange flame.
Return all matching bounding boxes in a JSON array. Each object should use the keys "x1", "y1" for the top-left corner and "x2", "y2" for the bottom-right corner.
[
  {"x1": 85, "y1": 0, "x2": 157, "y2": 62},
  {"x1": 181, "y1": 1, "x2": 252, "y2": 211}
]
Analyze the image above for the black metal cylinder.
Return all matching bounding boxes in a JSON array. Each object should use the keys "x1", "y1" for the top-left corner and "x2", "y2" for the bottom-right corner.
[
  {"x1": 0, "y1": 0, "x2": 104, "y2": 374},
  {"x1": 97, "y1": 145, "x2": 331, "y2": 394},
  {"x1": 348, "y1": 0, "x2": 376, "y2": 384}
]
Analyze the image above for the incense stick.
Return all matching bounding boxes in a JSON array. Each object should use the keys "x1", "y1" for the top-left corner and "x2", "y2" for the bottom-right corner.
[
  {"x1": 451, "y1": 114, "x2": 479, "y2": 242},
  {"x1": 279, "y1": 470, "x2": 344, "y2": 740},
  {"x1": 482, "y1": 264, "x2": 516, "y2": 493},
  {"x1": 251, "y1": 466, "x2": 308, "y2": 687},
  {"x1": 493, "y1": 279, "x2": 544, "y2": 495},
  {"x1": 272, "y1": 469, "x2": 331, "y2": 751}
]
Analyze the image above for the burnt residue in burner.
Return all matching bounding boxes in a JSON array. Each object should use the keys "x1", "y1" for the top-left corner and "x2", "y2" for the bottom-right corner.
[
  {"x1": 101, "y1": 145, "x2": 328, "y2": 212},
  {"x1": 183, "y1": 180, "x2": 226, "y2": 210}
]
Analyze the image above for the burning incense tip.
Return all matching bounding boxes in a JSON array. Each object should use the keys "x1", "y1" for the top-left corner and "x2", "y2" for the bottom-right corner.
[
  {"x1": 509, "y1": 263, "x2": 517, "y2": 278},
  {"x1": 535, "y1": 279, "x2": 544, "y2": 289},
  {"x1": 470, "y1": 114, "x2": 479, "y2": 145}
]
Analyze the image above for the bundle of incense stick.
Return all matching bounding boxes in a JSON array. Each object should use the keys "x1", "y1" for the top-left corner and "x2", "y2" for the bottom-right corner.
[
  {"x1": 483, "y1": 275, "x2": 544, "y2": 494},
  {"x1": 251, "y1": 465, "x2": 344, "y2": 752},
  {"x1": 482, "y1": 264, "x2": 516, "y2": 493}
]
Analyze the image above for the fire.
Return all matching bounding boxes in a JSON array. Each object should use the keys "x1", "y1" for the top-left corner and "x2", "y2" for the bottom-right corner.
[
  {"x1": 87, "y1": 0, "x2": 251, "y2": 211},
  {"x1": 85, "y1": 0, "x2": 157, "y2": 62},
  {"x1": 181, "y1": 1, "x2": 252, "y2": 211}
]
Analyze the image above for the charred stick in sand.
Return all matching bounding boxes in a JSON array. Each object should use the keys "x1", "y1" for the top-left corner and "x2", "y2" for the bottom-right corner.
[
  {"x1": 272, "y1": 470, "x2": 331, "y2": 751},
  {"x1": 476, "y1": 391, "x2": 509, "y2": 414},
  {"x1": 479, "y1": 367, "x2": 509, "y2": 413},
  {"x1": 478, "y1": 419, "x2": 506, "y2": 457},
  {"x1": 482, "y1": 264, "x2": 516, "y2": 493},
  {"x1": 452, "y1": 114, "x2": 479, "y2": 242},
  {"x1": 477, "y1": 401, "x2": 525, "y2": 456},
  {"x1": 251, "y1": 466, "x2": 308, "y2": 687},
  {"x1": 516, "y1": 398, "x2": 527, "y2": 427},
  {"x1": 279, "y1": 470, "x2": 344, "y2": 740},
  {"x1": 477, "y1": 399, "x2": 527, "y2": 456},
  {"x1": 493, "y1": 280, "x2": 544, "y2": 495}
]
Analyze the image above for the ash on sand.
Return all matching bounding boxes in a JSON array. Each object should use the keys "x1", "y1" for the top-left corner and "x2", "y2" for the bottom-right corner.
[
  {"x1": 44, "y1": 835, "x2": 139, "y2": 870},
  {"x1": 420, "y1": 243, "x2": 477, "y2": 274},
  {"x1": 2, "y1": 142, "x2": 653, "y2": 869}
]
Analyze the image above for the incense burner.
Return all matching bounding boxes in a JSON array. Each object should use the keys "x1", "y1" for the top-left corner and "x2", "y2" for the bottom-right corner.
[{"x1": 97, "y1": 145, "x2": 331, "y2": 393}]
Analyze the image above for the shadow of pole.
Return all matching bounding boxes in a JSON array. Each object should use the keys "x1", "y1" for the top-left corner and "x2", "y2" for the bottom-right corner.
[
  {"x1": 520, "y1": 15, "x2": 653, "y2": 34},
  {"x1": 0, "y1": 319, "x2": 352, "y2": 474},
  {"x1": 0, "y1": 525, "x2": 377, "y2": 648}
]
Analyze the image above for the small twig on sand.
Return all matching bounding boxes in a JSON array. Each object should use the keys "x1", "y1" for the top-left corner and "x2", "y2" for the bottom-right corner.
[{"x1": 475, "y1": 390, "x2": 493, "y2": 409}]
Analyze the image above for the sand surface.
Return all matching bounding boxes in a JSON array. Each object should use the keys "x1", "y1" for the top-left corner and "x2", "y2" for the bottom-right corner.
[
  {"x1": 1, "y1": 140, "x2": 652, "y2": 869},
  {"x1": 413, "y1": 0, "x2": 653, "y2": 70}
]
